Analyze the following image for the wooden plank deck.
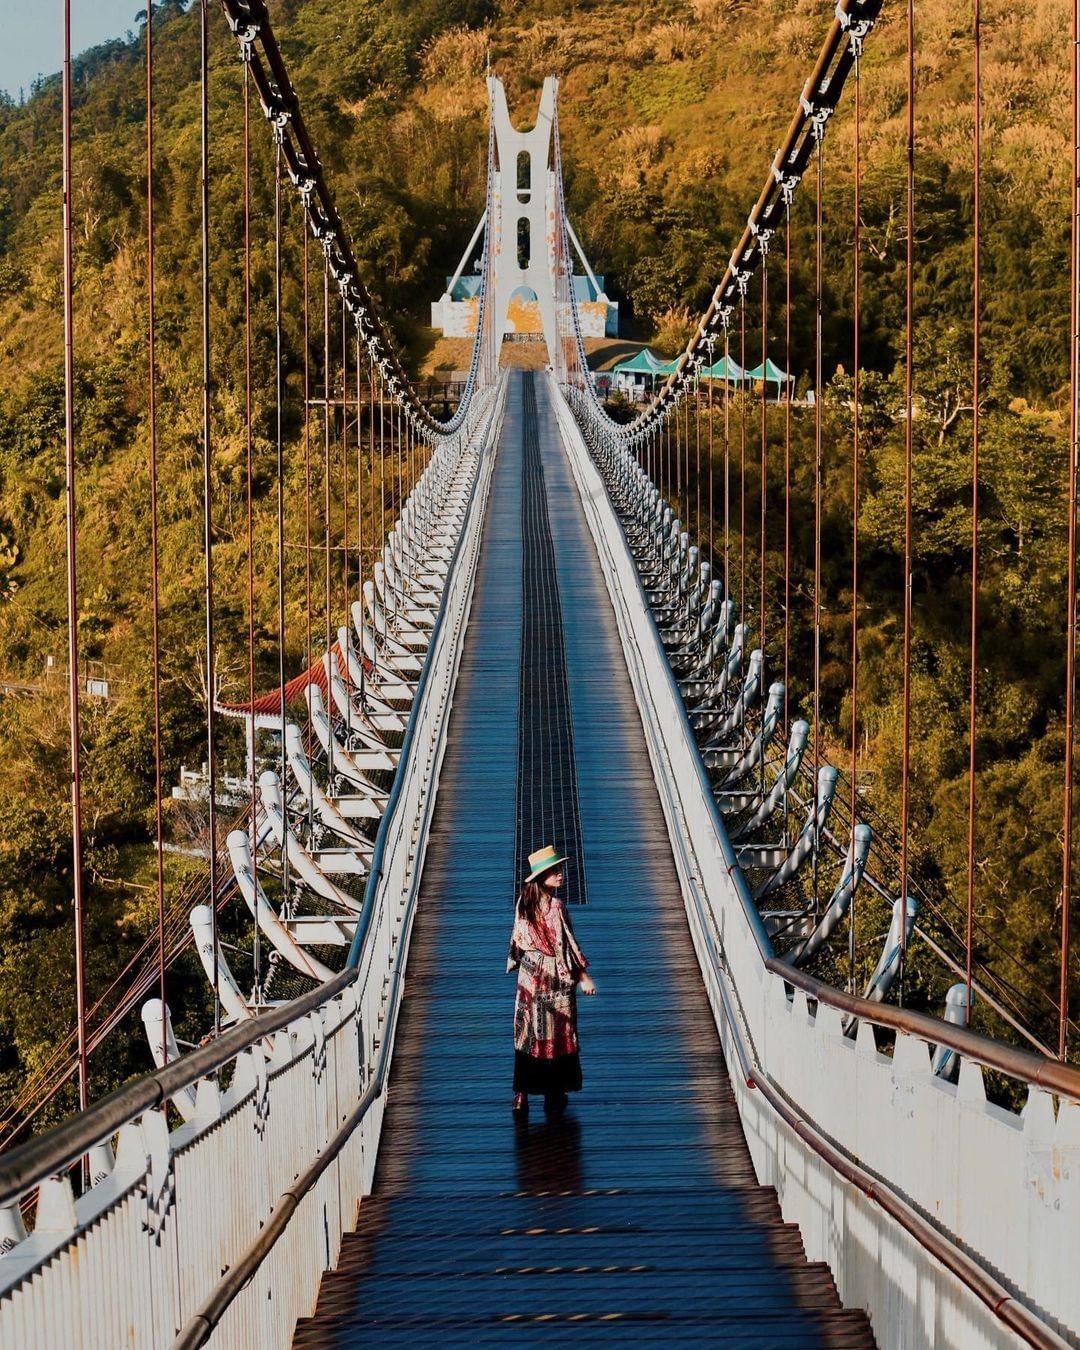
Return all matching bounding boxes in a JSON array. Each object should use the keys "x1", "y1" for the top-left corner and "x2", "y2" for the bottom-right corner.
[{"x1": 293, "y1": 372, "x2": 875, "y2": 1347}]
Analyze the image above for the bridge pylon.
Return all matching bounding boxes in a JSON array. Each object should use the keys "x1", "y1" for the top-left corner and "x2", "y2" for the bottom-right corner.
[{"x1": 486, "y1": 76, "x2": 562, "y2": 362}]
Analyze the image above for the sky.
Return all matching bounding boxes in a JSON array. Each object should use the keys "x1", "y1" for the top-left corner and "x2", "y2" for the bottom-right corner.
[{"x1": 0, "y1": 1, "x2": 143, "y2": 102}]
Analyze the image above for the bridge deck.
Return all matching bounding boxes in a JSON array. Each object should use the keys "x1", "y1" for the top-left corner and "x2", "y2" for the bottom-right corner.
[{"x1": 294, "y1": 372, "x2": 873, "y2": 1346}]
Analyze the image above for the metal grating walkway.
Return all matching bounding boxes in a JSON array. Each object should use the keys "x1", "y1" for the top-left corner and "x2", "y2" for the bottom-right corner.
[
  {"x1": 293, "y1": 372, "x2": 874, "y2": 1346},
  {"x1": 516, "y1": 372, "x2": 588, "y2": 902}
]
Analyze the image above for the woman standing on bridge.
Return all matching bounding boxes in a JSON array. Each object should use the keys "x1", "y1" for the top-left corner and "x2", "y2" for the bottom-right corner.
[{"x1": 508, "y1": 845, "x2": 596, "y2": 1115}]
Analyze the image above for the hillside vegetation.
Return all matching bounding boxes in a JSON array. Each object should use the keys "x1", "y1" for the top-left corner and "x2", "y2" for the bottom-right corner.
[{"x1": 0, "y1": 0, "x2": 1074, "y2": 1130}]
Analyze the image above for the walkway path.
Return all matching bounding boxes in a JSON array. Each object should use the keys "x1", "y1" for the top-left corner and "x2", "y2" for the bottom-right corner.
[{"x1": 293, "y1": 371, "x2": 874, "y2": 1346}]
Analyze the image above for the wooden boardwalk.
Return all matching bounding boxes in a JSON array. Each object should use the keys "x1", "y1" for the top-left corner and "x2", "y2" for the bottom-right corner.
[{"x1": 294, "y1": 373, "x2": 874, "y2": 1346}]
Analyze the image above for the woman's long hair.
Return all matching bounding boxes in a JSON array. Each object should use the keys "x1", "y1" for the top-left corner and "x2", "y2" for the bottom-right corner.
[{"x1": 517, "y1": 878, "x2": 553, "y2": 927}]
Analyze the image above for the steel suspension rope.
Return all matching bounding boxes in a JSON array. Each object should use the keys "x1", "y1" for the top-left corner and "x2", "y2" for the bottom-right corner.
[
  {"x1": 274, "y1": 137, "x2": 289, "y2": 897},
  {"x1": 1064, "y1": 0, "x2": 1080, "y2": 1061},
  {"x1": 695, "y1": 368, "x2": 702, "y2": 553},
  {"x1": 784, "y1": 203, "x2": 793, "y2": 737},
  {"x1": 740, "y1": 297, "x2": 748, "y2": 642},
  {"x1": 850, "y1": 43, "x2": 863, "y2": 993},
  {"x1": 561, "y1": 0, "x2": 881, "y2": 445},
  {"x1": 812, "y1": 133, "x2": 824, "y2": 913},
  {"x1": 966, "y1": 0, "x2": 982, "y2": 1023},
  {"x1": 759, "y1": 253, "x2": 769, "y2": 676},
  {"x1": 61, "y1": 0, "x2": 89, "y2": 1116},
  {"x1": 900, "y1": 0, "x2": 917, "y2": 996},
  {"x1": 219, "y1": 0, "x2": 488, "y2": 439},
  {"x1": 723, "y1": 321, "x2": 732, "y2": 616},
  {"x1": 145, "y1": 0, "x2": 167, "y2": 1068},
  {"x1": 302, "y1": 226, "x2": 313, "y2": 837},
  {"x1": 322, "y1": 256, "x2": 334, "y2": 780},
  {"x1": 361, "y1": 326, "x2": 369, "y2": 696},
  {"x1": 200, "y1": 0, "x2": 221, "y2": 1036},
  {"x1": 243, "y1": 55, "x2": 260, "y2": 992},
  {"x1": 340, "y1": 295, "x2": 350, "y2": 719},
  {"x1": 707, "y1": 340, "x2": 715, "y2": 580}
]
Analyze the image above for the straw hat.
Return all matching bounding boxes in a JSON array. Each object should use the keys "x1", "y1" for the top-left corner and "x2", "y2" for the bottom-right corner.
[{"x1": 524, "y1": 844, "x2": 569, "y2": 883}]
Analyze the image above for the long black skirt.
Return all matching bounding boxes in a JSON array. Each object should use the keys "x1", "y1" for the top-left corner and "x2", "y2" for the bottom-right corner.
[{"x1": 513, "y1": 1050, "x2": 583, "y2": 1096}]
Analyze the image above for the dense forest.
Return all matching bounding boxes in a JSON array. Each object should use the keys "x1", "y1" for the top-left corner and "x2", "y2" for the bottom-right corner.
[{"x1": 0, "y1": 0, "x2": 1075, "y2": 1136}]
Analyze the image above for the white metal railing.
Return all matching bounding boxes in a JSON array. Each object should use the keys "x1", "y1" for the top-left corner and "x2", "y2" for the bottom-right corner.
[
  {"x1": 0, "y1": 378, "x2": 506, "y2": 1350},
  {"x1": 551, "y1": 375, "x2": 1080, "y2": 1350}
]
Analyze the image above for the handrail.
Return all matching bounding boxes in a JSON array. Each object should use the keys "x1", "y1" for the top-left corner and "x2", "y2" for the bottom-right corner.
[
  {"x1": 0, "y1": 391, "x2": 497, "y2": 1215},
  {"x1": 768, "y1": 958, "x2": 1080, "y2": 1100},
  {"x1": 735, "y1": 993, "x2": 1073, "y2": 1350},
  {"x1": 173, "y1": 947, "x2": 409, "y2": 1348},
  {"x1": 0, "y1": 968, "x2": 355, "y2": 1210}
]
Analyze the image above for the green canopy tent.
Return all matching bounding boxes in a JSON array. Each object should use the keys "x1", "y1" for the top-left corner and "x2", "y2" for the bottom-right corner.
[
  {"x1": 744, "y1": 357, "x2": 792, "y2": 401},
  {"x1": 702, "y1": 355, "x2": 746, "y2": 384},
  {"x1": 610, "y1": 348, "x2": 679, "y2": 398}
]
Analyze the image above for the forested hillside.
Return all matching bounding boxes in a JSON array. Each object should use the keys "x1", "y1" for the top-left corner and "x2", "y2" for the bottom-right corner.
[{"x1": 0, "y1": 0, "x2": 1074, "y2": 1133}]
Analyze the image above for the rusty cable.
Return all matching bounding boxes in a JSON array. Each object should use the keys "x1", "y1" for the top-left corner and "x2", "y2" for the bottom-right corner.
[
  {"x1": 966, "y1": 0, "x2": 982, "y2": 1022},
  {"x1": 323, "y1": 256, "x2": 334, "y2": 780},
  {"x1": 302, "y1": 227, "x2": 313, "y2": 837},
  {"x1": 145, "y1": 0, "x2": 167, "y2": 1068},
  {"x1": 61, "y1": 0, "x2": 89, "y2": 1115},
  {"x1": 900, "y1": 0, "x2": 917, "y2": 996},
  {"x1": 199, "y1": 0, "x2": 221, "y2": 1036},
  {"x1": 242, "y1": 57, "x2": 259, "y2": 992},
  {"x1": 759, "y1": 254, "x2": 768, "y2": 679},
  {"x1": 274, "y1": 138, "x2": 289, "y2": 898},
  {"x1": 1063, "y1": 0, "x2": 1080, "y2": 1060},
  {"x1": 851, "y1": 47, "x2": 862, "y2": 993},
  {"x1": 813, "y1": 133, "x2": 824, "y2": 913},
  {"x1": 784, "y1": 202, "x2": 793, "y2": 738}
]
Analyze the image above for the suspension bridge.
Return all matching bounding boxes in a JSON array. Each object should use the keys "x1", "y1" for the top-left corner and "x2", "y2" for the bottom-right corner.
[{"x1": 0, "y1": 0, "x2": 1078, "y2": 1345}]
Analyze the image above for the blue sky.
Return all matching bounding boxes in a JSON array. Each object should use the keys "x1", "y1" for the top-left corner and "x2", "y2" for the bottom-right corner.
[{"x1": 0, "y1": 1, "x2": 143, "y2": 102}]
